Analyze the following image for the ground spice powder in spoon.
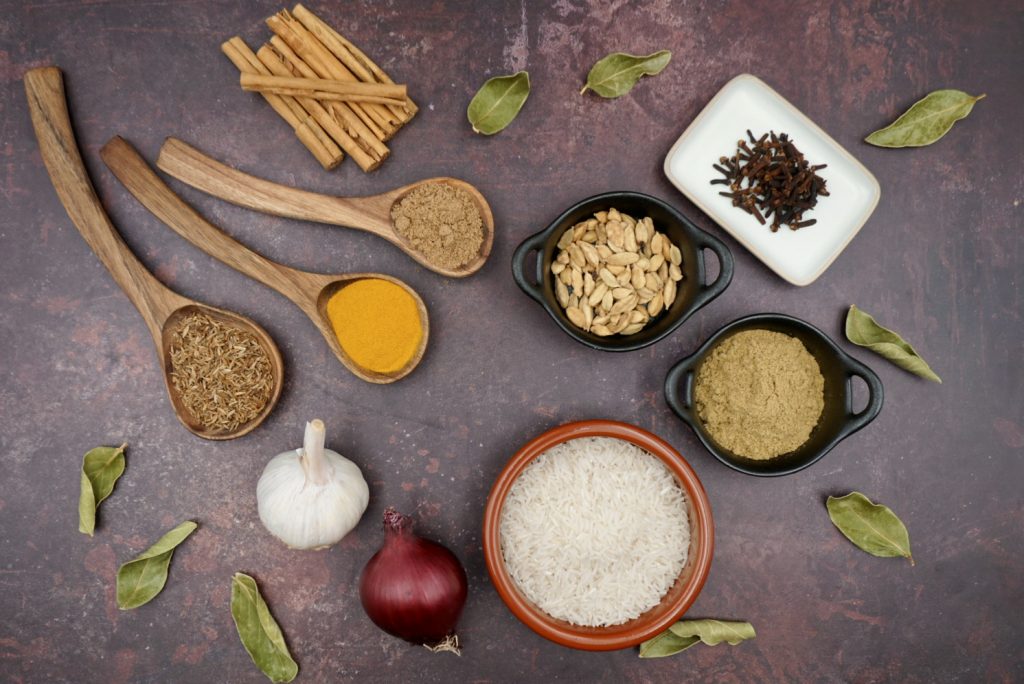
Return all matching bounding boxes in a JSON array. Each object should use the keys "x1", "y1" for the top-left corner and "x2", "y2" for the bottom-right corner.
[
  {"x1": 694, "y1": 329, "x2": 824, "y2": 459},
  {"x1": 326, "y1": 279, "x2": 423, "y2": 374},
  {"x1": 391, "y1": 182, "x2": 484, "y2": 270}
]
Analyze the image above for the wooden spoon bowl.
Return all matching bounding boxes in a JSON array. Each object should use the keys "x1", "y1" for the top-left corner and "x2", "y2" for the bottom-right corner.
[
  {"x1": 101, "y1": 137, "x2": 429, "y2": 384},
  {"x1": 25, "y1": 67, "x2": 283, "y2": 440},
  {"x1": 158, "y1": 303, "x2": 284, "y2": 439},
  {"x1": 156, "y1": 137, "x2": 494, "y2": 278},
  {"x1": 309, "y1": 275, "x2": 429, "y2": 383}
]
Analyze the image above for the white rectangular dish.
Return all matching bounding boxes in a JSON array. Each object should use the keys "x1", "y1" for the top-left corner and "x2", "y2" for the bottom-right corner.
[{"x1": 664, "y1": 74, "x2": 880, "y2": 286}]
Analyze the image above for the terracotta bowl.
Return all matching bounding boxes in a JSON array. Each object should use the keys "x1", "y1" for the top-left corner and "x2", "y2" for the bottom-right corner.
[{"x1": 482, "y1": 420, "x2": 714, "y2": 651}]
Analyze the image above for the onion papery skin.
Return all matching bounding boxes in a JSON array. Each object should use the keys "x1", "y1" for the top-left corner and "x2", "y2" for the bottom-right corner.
[{"x1": 359, "y1": 509, "x2": 468, "y2": 645}]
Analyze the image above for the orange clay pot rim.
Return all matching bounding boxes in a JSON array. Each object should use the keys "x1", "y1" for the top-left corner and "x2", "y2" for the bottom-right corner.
[{"x1": 482, "y1": 419, "x2": 715, "y2": 651}]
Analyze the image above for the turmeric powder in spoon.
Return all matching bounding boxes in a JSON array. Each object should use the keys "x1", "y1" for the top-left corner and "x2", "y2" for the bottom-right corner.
[{"x1": 326, "y1": 279, "x2": 424, "y2": 374}]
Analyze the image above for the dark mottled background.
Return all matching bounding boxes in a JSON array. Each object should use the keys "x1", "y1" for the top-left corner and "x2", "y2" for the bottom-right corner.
[{"x1": 1, "y1": 1, "x2": 1022, "y2": 682}]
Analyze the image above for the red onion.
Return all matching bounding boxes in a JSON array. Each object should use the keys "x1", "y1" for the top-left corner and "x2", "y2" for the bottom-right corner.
[{"x1": 359, "y1": 507, "x2": 468, "y2": 646}]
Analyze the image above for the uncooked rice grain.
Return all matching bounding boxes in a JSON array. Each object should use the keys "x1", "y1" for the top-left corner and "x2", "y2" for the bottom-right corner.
[{"x1": 499, "y1": 437, "x2": 689, "y2": 627}]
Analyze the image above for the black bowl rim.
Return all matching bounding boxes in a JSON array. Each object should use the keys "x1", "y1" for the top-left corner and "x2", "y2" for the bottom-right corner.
[
  {"x1": 664, "y1": 313, "x2": 884, "y2": 476},
  {"x1": 511, "y1": 191, "x2": 734, "y2": 352}
]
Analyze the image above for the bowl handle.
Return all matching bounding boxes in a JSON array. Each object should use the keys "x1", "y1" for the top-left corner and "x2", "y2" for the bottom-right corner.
[
  {"x1": 511, "y1": 229, "x2": 550, "y2": 305},
  {"x1": 507, "y1": 229, "x2": 548, "y2": 305},
  {"x1": 835, "y1": 354, "x2": 884, "y2": 440},
  {"x1": 664, "y1": 355, "x2": 700, "y2": 427},
  {"x1": 689, "y1": 231, "x2": 734, "y2": 312}
]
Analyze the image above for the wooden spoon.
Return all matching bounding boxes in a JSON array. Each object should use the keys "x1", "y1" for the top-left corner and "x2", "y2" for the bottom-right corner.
[
  {"x1": 100, "y1": 137, "x2": 429, "y2": 385},
  {"x1": 24, "y1": 67, "x2": 283, "y2": 440},
  {"x1": 156, "y1": 137, "x2": 494, "y2": 278}
]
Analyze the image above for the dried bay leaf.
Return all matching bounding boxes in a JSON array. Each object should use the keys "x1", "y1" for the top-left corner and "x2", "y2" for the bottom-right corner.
[
  {"x1": 231, "y1": 573, "x2": 298, "y2": 683},
  {"x1": 865, "y1": 89, "x2": 985, "y2": 148},
  {"x1": 581, "y1": 50, "x2": 671, "y2": 98},
  {"x1": 639, "y1": 619, "x2": 755, "y2": 658},
  {"x1": 638, "y1": 630, "x2": 699, "y2": 658},
  {"x1": 827, "y1": 492, "x2": 913, "y2": 565},
  {"x1": 845, "y1": 305, "x2": 941, "y2": 382},
  {"x1": 467, "y1": 71, "x2": 530, "y2": 135},
  {"x1": 670, "y1": 619, "x2": 757, "y2": 645},
  {"x1": 78, "y1": 443, "x2": 127, "y2": 536},
  {"x1": 116, "y1": 520, "x2": 197, "y2": 609}
]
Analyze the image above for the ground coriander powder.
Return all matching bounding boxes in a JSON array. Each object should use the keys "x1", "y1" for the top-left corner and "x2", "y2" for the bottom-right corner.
[
  {"x1": 391, "y1": 182, "x2": 484, "y2": 270},
  {"x1": 694, "y1": 329, "x2": 825, "y2": 460}
]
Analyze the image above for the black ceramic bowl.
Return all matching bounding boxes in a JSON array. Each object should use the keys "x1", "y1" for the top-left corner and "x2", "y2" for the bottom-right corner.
[
  {"x1": 511, "y1": 192, "x2": 733, "y2": 352},
  {"x1": 664, "y1": 313, "x2": 884, "y2": 476}
]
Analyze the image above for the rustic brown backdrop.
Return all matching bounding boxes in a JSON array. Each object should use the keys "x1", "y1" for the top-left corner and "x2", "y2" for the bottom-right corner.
[{"x1": 2, "y1": 1, "x2": 1021, "y2": 682}]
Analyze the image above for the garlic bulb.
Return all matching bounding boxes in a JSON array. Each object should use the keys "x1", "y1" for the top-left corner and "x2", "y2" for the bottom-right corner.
[{"x1": 257, "y1": 419, "x2": 369, "y2": 550}]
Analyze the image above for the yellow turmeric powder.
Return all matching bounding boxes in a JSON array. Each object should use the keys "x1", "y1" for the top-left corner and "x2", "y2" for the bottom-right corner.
[{"x1": 326, "y1": 279, "x2": 423, "y2": 374}]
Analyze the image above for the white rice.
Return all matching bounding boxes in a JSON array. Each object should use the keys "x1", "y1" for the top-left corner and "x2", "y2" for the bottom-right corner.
[{"x1": 499, "y1": 437, "x2": 690, "y2": 627}]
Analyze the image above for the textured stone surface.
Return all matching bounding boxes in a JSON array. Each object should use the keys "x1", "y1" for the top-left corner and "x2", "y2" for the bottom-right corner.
[{"x1": 1, "y1": 1, "x2": 1022, "y2": 682}]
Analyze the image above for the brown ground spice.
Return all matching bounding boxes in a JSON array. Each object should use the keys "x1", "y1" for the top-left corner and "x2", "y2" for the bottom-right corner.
[
  {"x1": 694, "y1": 329, "x2": 824, "y2": 460},
  {"x1": 391, "y1": 182, "x2": 484, "y2": 270}
]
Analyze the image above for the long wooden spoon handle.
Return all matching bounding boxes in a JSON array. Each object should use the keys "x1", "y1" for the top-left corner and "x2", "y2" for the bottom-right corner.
[
  {"x1": 100, "y1": 137, "x2": 323, "y2": 310},
  {"x1": 24, "y1": 67, "x2": 180, "y2": 335},
  {"x1": 157, "y1": 138, "x2": 393, "y2": 235}
]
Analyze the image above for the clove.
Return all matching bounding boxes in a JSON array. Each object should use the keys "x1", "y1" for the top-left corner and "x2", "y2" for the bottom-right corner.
[{"x1": 711, "y1": 130, "x2": 828, "y2": 232}]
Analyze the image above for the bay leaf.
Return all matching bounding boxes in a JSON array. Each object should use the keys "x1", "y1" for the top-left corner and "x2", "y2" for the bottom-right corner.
[
  {"x1": 827, "y1": 492, "x2": 913, "y2": 565},
  {"x1": 78, "y1": 443, "x2": 127, "y2": 536},
  {"x1": 639, "y1": 619, "x2": 755, "y2": 658},
  {"x1": 467, "y1": 71, "x2": 530, "y2": 135},
  {"x1": 670, "y1": 619, "x2": 756, "y2": 646},
  {"x1": 845, "y1": 305, "x2": 941, "y2": 383},
  {"x1": 638, "y1": 630, "x2": 699, "y2": 658},
  {"x1": 865, "y1": 89, "x2": 985, "y2": 148},
  {"x1": 580, "y1": 50, "x2": 671, "y2": 98},
  {"x1": 116, "y1": 520, "x2": 197, "y2": 609},
  {"x1": 231, "y1": 573, "x2": 298, "y2": 683}
]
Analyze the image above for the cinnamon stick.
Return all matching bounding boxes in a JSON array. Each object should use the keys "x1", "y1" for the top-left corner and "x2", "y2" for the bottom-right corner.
[
  {"x1": 266, "y1": 9, "x2": 398, "y2": 140},
  {"x1": 240, "y1": 73, "x2": 406, "y2": 106},
  {"x1": 221, "y1": 37, "x2": 342, "y2": 170},
  {"x1": 292, "y1": 4, "x2": 417, "y2": 124},
  {"x1": 263, "y1": 36, "x2": 391, "y2": 163},
  {"x1": 256, "y1": 44, "x2": 386, "y2": 172}
]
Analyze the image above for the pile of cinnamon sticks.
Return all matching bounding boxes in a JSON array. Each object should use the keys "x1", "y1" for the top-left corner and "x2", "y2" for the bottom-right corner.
[{"x1": 224, "y1": 4, "x2": 417, "y2": 172}]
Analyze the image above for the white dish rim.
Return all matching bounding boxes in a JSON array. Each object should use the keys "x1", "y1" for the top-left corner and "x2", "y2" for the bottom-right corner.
[{"x1": 663, "y1": 73, "x2": 881, "y2": 286}]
